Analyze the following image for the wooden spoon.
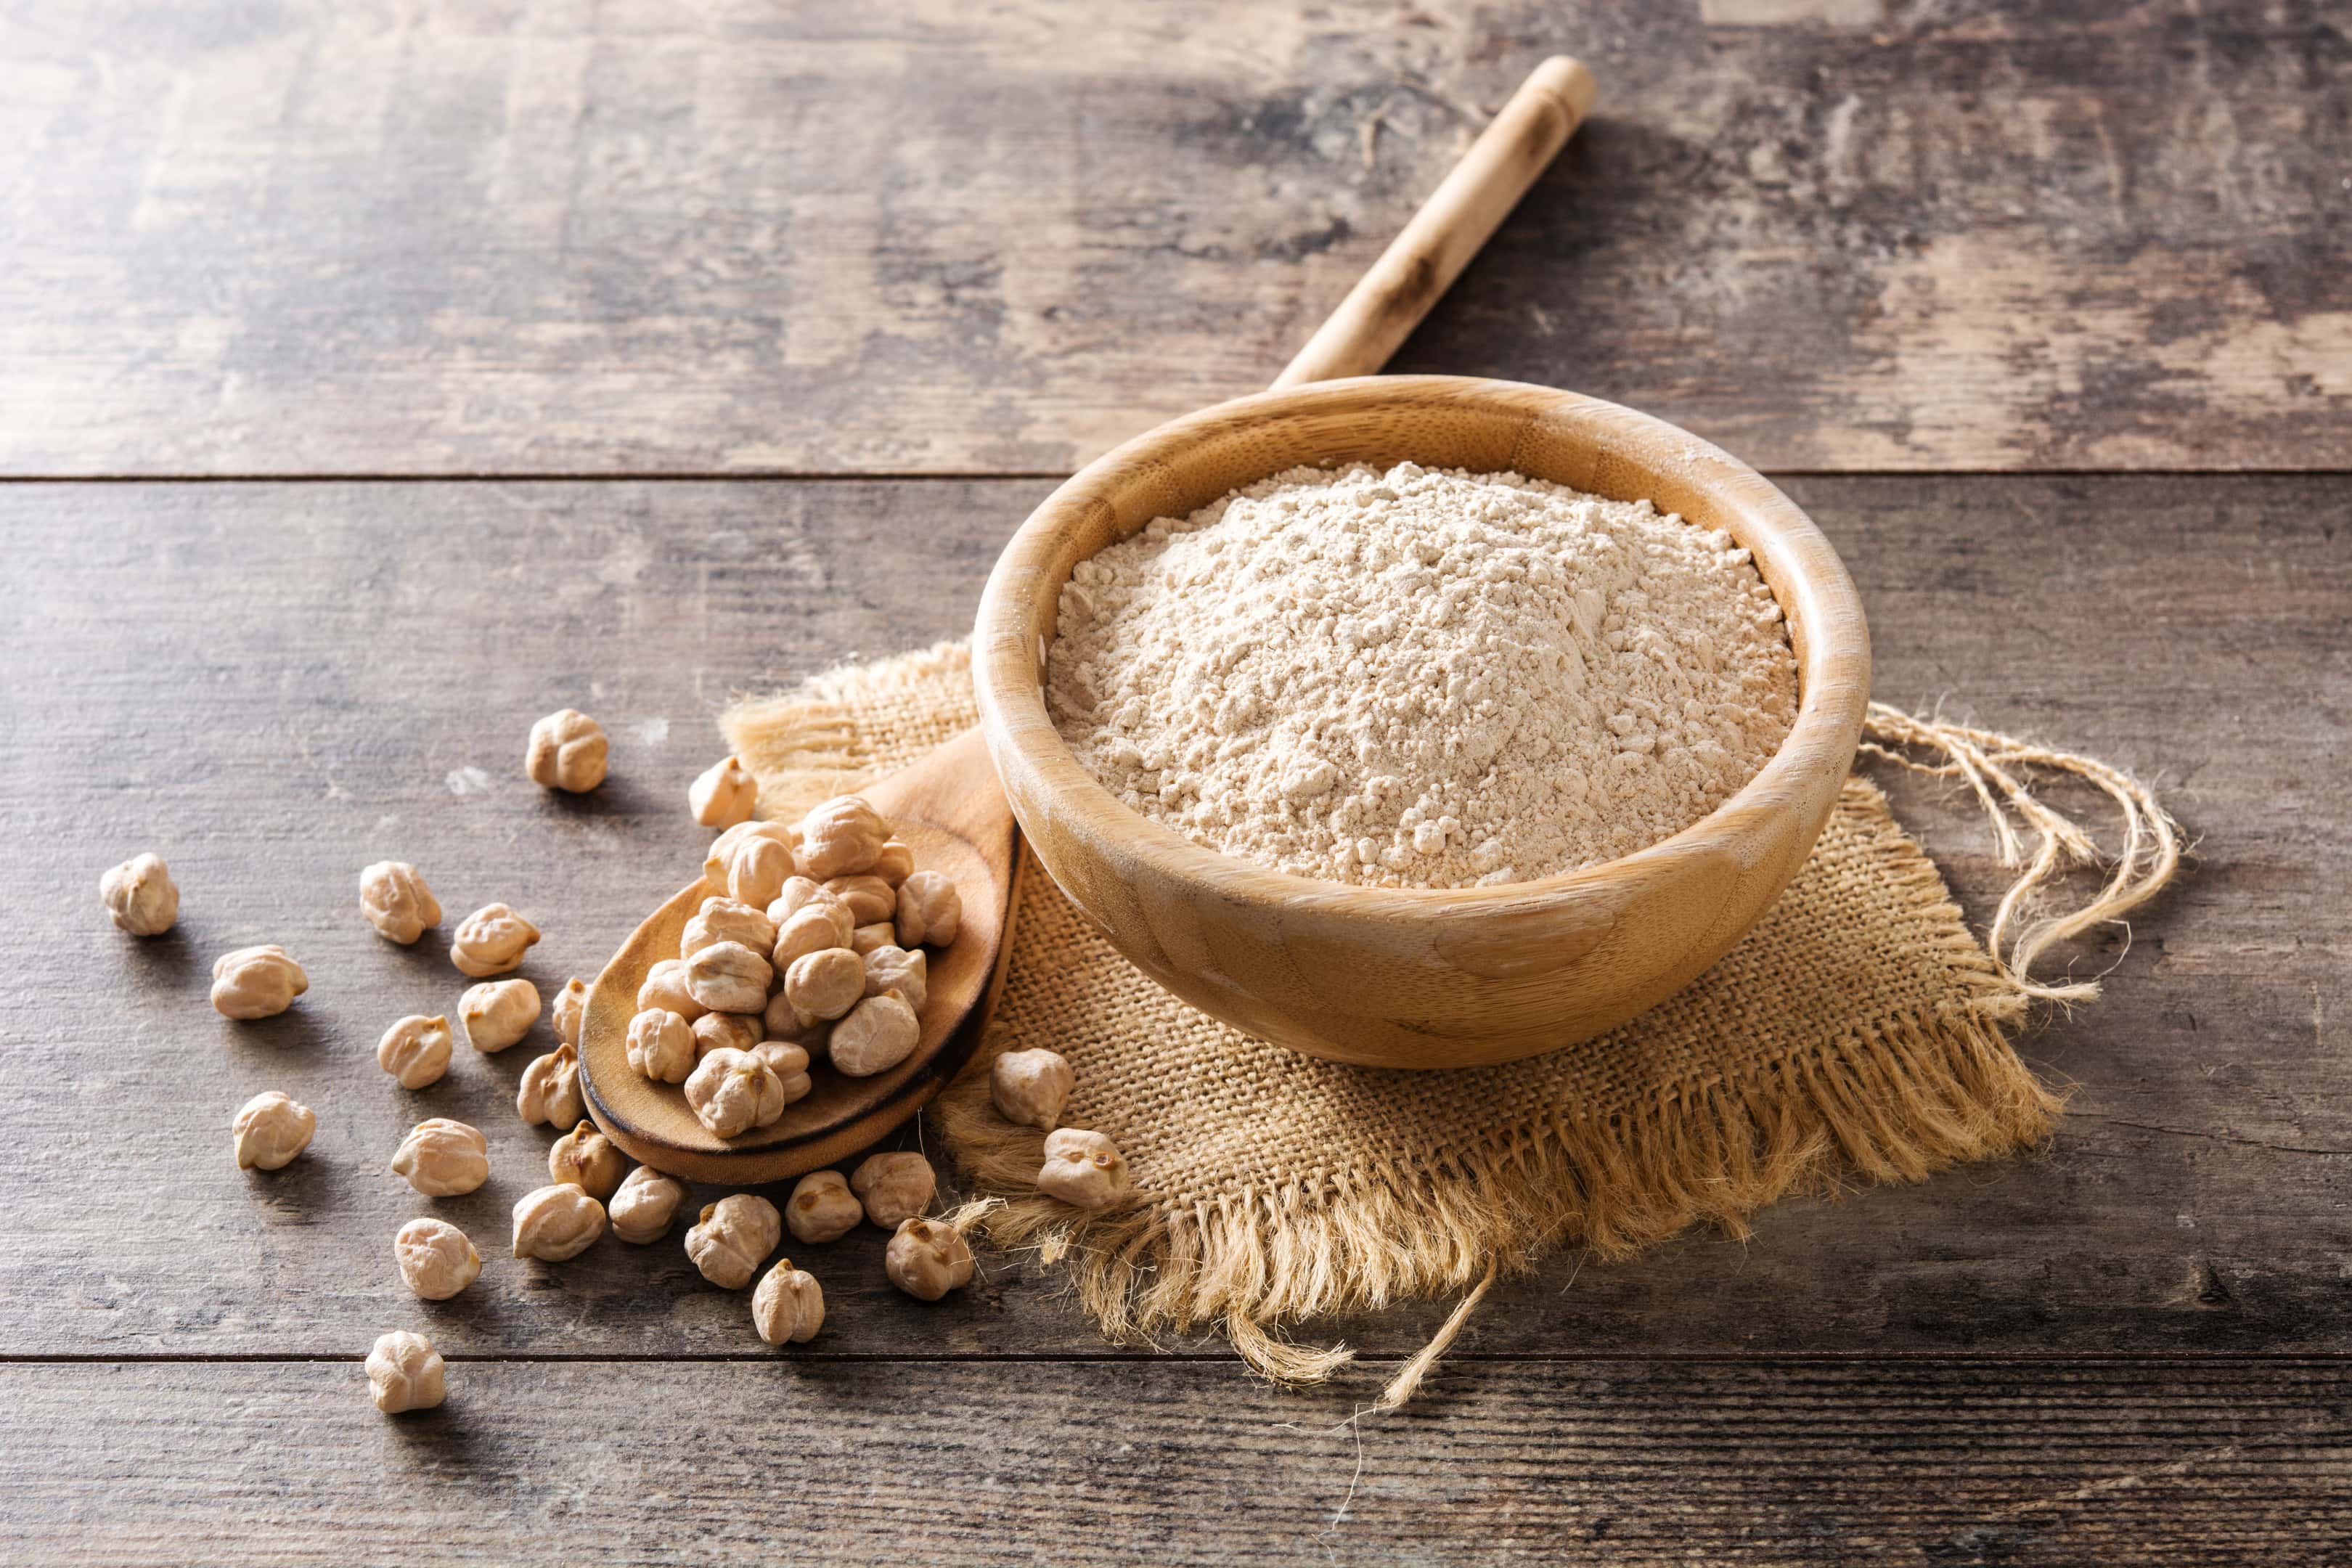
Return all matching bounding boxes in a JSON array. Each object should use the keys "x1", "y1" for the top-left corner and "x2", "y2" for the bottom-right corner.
[{"x1": 579, "y1": 57, "x2": 1598, "y2": 1182}]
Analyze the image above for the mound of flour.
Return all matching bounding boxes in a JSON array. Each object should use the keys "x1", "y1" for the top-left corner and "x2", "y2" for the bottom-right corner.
[{"x1": 1045, "y1": 462, "x2": 1799, "y2": 889}]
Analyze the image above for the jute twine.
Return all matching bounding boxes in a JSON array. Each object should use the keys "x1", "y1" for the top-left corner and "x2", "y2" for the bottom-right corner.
[{"x1": 725, "y1": 642, "x2": 2177, "y2": 1407}]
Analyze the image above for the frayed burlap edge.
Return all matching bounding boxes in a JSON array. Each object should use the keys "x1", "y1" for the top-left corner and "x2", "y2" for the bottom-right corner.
[{"x1": 724, "y1": 645, "x2": 2178, "y2": 1407}]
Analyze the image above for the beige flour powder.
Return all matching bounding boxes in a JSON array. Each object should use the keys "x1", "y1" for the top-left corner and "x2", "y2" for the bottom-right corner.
[{"x1": 1045, "y1": 462, "x2": 1799, "y2": 889}]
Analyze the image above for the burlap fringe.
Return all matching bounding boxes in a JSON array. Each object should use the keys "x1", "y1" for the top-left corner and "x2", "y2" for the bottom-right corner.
[{"x1": 726, "y1": 653, "x2": 2179, "y2": 1410}]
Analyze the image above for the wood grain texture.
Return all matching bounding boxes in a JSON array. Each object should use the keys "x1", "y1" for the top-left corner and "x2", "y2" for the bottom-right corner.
[
  {"x1": 974, "y1": 375, "x2": 1871, "y2": 1065},
  {"x1": 2, "y1": 1359, "x2": 2347, "y2": 1564},
  {"x1": 0, "y1": 473, "x2": 2343, "y2": 1363},
  {"x1": 1, "y1": 1, "x2": 2345, "y2": 475}
]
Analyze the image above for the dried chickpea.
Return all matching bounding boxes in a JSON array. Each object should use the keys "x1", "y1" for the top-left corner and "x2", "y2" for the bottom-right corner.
[
  {"x1": 786, "y1": 1169, "x2": 865, "y2": 1244},
  {"x1": 885, "y1": 1217, "x2": 973, "y2": 1302},
  {"x1": 552, "y1": 978, "x2": 590, "y2": 1048},
  {"x1": 685, "y1": 939, "x2": 771, "y2": 1015},
  {"x1": 394, "y1": 1217, "x2": 481, "y2": 1300},
  {"x1": 764, "y1": 875, "x2": 827, "y2": 924},
  {"x1": 608, "y1": 1165, "x2": 690, "y2": 1244},
  {"x1": 526, "y1": 707, "x2": 608, "y2": 792},
  {"x1": 367, "y1": 1330, "x2": 446, "y2": 1414},
  {"x1": 894, "y1": 870, "x2": 961, "y2": 948},
  {"x1": 682, "y1": 897, "x2": 776, "y2": 960},
  {"x1": 513, "y1": 1183, "x2": 606, "y2": 1261},
  {"x1": 549, "y1": 1119, "x2": 628, "y2": 1200},
  {"x1": 850, "y1": 922, "x2": 894, "y2": 956},
  {"x1": 862, "y1": 945, "x2": 928, "y2": 1012},
  {"x1": 686, "y1": 1193, "x2": 781, "y2": 1289},
  {"x1": 637, "y1": 958, "x2": 708, "y2": 1024},
  {"x1": 626, "y1": 1008, "x2": 695, "y2": 1084},
  {"x1": 689, "y1": 754, "x2": 759, "y2": 828},
  {"x1": 706, "y1": 820, "x2": 796, "y2": 896},
  {"x1": 748, "y1": 1040, "x2": 813, "y2": 1106},
  {"x1": 990, "y1": 1048, "x2": 1074, "y2": 1131},
  {"x1": 460, "y1": 977, "x2": 540, "y2": 1053},
  {"x1": 752, "y1": 1260, "x2": 825, "y2": 1344},
  {"x1": 869, "y1": 840, "x2": 915, "y2": 888},
  {"x1": 358, "y1": 859, "x2": 439, "y2": 944},
  {"x1": 389, "y1": 1118, "x2": 489, "y2": 1197},
  {"x1": 784, "y1": 947, "x2": 865, "y2": 1024},
  {"x1": 451, "y1": 902, "x2": 539, "y2": 977},
  {"x1": 684, "y1": 1048, "x2": 788, "y2": 1138},
  {"x1": 772, "y1": 898, "x2": 854, "y2": 968},
  {"x1": 100, "y1": 852, "x2": 179, "y2": 936},
  {"x1": 377, "y1": 1013, "x2": 454, "y2": 1090},
  {"x1": 797, "y1": 795, "x2": 891, "y2": 880},
  {"x1": 517, "y1": 1042, "x2": 584, "y2": 1127},
  {"x1": 211, "y1": 944, "x2": 307, "y2": 1019},
  {"x1": 232, "y1": 1090, "x2": 315, "y2": 1171},
  {"x1": 725, "y1": 833, "x2": 796, "y2": 910},
  {"x1": 831, "y1": 992, "x2": 920, "y2": 1077},
  {"x1": 1037, "y1": 1128, "x2": 1131, "y2": 1211},
  {"x1": 822, "y1": 875, "x2": 895, "y2": 927},
  {"x1": 852, "y1": 1152, "x2": 936, "y2": 1228},
  {"x1": 691, "y1": 1010, "x2": 761, "y2": 1061},
  {"x1": 763, "y1": 992, "x2": 830, "y2": 1066}
]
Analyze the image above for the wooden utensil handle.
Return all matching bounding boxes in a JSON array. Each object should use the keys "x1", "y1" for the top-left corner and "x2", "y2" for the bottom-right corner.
[{"x1": 1269, "y1": 55, "x2": 1598, "y2": 391}]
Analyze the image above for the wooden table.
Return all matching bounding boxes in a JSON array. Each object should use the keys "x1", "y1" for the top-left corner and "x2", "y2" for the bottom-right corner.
[{"x1": 4, "y1": 3, "x2": 2345, "y2": 1561}]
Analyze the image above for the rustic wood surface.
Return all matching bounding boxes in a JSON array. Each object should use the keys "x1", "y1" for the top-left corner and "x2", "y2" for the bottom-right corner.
[
  {"x1": 4, "y1": 1, "x2": 2348, "y2": 1559},
  {"x1": 2, "y1": 1, "x2": 2345, "y2": 475}
]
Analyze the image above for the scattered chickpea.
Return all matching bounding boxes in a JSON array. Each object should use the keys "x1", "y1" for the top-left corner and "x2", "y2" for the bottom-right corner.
[
  {"x1": 869, "y1": 840, "x2": 915, "y2": 888},
  {"x1": 797, "y1": 796, "x2": 891, "y2": 880},
  {"x1": 552, "y1": 978, "x2": 590, "y2": 1049},
  {"x1": 831, "y1": 992, "x2": 920, "y2": 1077},
  {"x1": 357, "y1": 860, "x2": 440, "y2": 945},
  {"x1": 516, "y1": 1042, "x2": 584, "y2": 1127},
  {"x1": 884, "y1": 1217, "x2": 974, "y2": 1302},
  {"x1": 460, "y1": 976, "x2": 540, "y2": 1053},
  {"x1": 608, "y1": 1166, "x2": 691, "y2": 1245},
  {"x1": 894, "y1": 870, "x2": 961, "y2": 948},
  {"x1": 752, "y1": 1260, "x2": 825, "y2": 1345},
  {"x1": 822, "y1": 874, "x2": 895, "y2": 926},
  {"x1": 783, "y1": 947, "x2": 865, "y2": 1025},
  {"x1": 749, "y1": 1040, "x2": 814, "y2": 1106},
  {"x1": 548, "y1": 1119, "x2": 628, "y2": 1200},
  {"x1": 689, "y1": 754, "x2": 759, "y2": 828},
  {"x1": 684, "y1": 1047, "x2": 788, "y2": 1138},
  {"x1": 681, "y1": 896, "x2": 776, "y2": 960},
  {"x1": 232, "y1": 1090, "x2": 315, "y2": 1171},
  {"x1": 100, "y1": 852, "x2": 179, "y2": 936},
  {"x1": 366, "y1": 1330, "x2": 446, "y2": 1414},
  {"x1": 686, "y1": 1193, "x2": 781, "y2": 1289},
  {"x1": 862, "y1": 944, "x2": 928, "y2": 1012},
  {"x1": 451, "y1": 902, "x2": 539, "y2": 977},
  {"x1": 512, "y1": 1183, "x2": 606, "y2": 1261},
  {"x1": 394, "y1": 1218, "x2": 481, "y2": 1301},
  {"x1": 785, "y1": 1169, "x2": 864, "y2": 1244},
  {"x1": 684, "y1": 939, "x2": 771, "y2": 1014},
  {"x1": 636, "y1": 957, "x2": 709, "y2": 1024},
  {"x1": 850, "y1": 922, "x2": 895, "y2": 956},
  {"x1": 850, "y1": 1151, "x2": 936, "y2": 1229},
  {"x1": 705, "y1": 819, "x2": 795, "y2": 894},
  {"x1": 211, "y1": 944, "x2": 308, "y2": 1020},
  {"x1": 1037, "y1": 1128, "x2": 1131, "y2": 1212},
  {"x1": 389, "y1": 1118, "x2": 489, "y2": 1197},
  {"x1": 626, "y1": 1008, "x2": 696, "y2": 1084},
  {"x1": 526, "y1": 708, "x2": 608, "y2": 792},
  {"x1": 377, "y1": 1013, "x2": 455, "y2": 1090},
  {"x1": 690, "y1": 1010, "x2": 761, "y2": 1061},
  {"x1": 772, "y1": 902, "x2": 855, "y2": 974},
  {"x1": 990, "y1": 1048, "x2": 1075, "y2": 1131}
]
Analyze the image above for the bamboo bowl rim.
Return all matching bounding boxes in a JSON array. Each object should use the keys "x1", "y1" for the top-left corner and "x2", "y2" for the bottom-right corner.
[{"x1": 973, "y1": 374, "x2": 1869, "y2": 921}]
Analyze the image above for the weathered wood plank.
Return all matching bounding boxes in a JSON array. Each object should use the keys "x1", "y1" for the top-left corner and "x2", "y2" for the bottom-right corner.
[
  {"x1": 3, "y1": 1359, "x2": 2347, "y2": 1564},
  {"x1": 0, "y1": 474, "x2": 2344, "y2": 1363},
  {"x1": 1, "y1": 2, "x2": 2344, "y2": 475}
]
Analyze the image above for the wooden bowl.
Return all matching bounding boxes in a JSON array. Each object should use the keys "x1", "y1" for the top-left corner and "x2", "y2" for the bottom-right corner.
[{"x1": 971, "y1": 375, "x2": 1871, "y2": 1069}]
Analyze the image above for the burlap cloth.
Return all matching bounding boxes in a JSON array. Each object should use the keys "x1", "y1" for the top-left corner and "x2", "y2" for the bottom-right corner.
[{"x1": 726, "y1": 642, "x2": 2176, "y2": 1404}]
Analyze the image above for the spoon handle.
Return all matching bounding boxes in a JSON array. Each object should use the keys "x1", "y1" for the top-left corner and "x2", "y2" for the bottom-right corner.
[{"x1": 1269, "y1": 55, "x2": 1598, "y2": 392}]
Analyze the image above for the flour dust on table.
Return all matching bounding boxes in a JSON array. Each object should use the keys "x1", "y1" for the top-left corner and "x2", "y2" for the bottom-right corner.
[{"x1": 1046, "y1": 462, "x2": 1799, "y2": 888}]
